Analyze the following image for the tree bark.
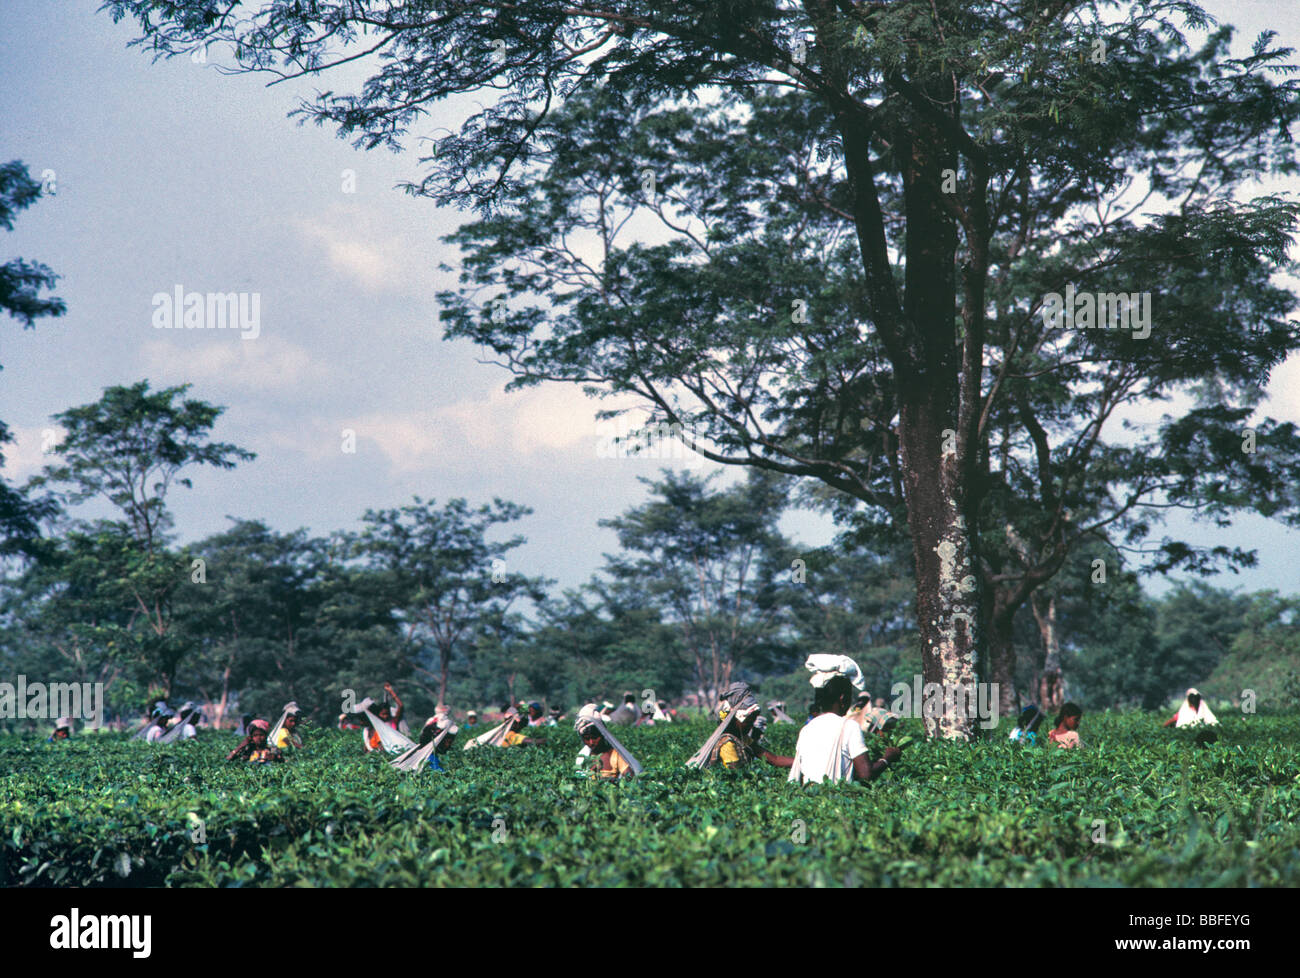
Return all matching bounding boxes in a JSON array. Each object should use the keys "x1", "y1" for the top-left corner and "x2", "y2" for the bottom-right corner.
[
  {"x1": 892, "y1": 103, "x2": 980, "y2": 740},
  {"x1": 899, "y1": 400, "x2": 981, "y2": 739}
]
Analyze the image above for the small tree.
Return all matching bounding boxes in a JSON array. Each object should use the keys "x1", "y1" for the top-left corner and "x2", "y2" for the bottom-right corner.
[
  {"x1": 349, "y1": 497, "x2": 549, "y2": 705},
  {"x1": 599, "y1": 470, "x2": 793, "y2": 703},
  {"x1": 29, "y1": 382, "x2": 254, "y2": 694}
]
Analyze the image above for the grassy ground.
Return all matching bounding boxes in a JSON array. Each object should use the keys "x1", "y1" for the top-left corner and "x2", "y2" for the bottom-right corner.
[{"x1": 1, "y1": 711, "x2": 1296, "y2": 886}]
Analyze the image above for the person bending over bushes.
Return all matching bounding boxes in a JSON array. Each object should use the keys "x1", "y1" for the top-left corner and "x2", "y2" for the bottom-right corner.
[
  {"x1": 769, "y1": 674, "x2": 901, "y2": 784},
  {"x1": 503, "y1": 710, "x2": 545, "y2": 747},
  {"x1": 418, "y1": 706, "x2": 460, "y2": 771},
  {"x1": 1010, "y1": 705, "x2": 1045, "y2": 745},
  {"x1": 687, "y1": 682, "x2": 787, "y2": 771},
  {"x1": 575, "y1": 705, "x2": 642, "y2": 779},
  {"x1": 226, "y1": 719, "x2": 284, "y2": 763}
]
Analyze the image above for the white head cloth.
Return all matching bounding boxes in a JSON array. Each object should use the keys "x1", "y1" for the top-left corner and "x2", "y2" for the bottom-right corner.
[
  {"x1": 267, "y1": 701, "x2": 299, "y2": 746},
  {"x1": 1175, "y1": 688, "x2": 1218, "y2": 727},
  {"x1": 804, "y1": 654, "x2": 866, "y2": 691},
  {"x1": 575, "y1": 703, "x2": 642, "y2": 776}
]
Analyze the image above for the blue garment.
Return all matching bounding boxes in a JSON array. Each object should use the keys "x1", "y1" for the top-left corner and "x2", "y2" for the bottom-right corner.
[{"x1": 427, "y1": 753, "x2": 444, "y2": 772}]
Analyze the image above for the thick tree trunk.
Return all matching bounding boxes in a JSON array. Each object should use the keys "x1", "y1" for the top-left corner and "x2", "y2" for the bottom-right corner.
[
  {"x1": 893, "y1": 120, "x2": 981, "y2": 739},
  {"x1": 898, "y1": 391, "x2": 980, "y2": 740},
  {"x1": 829, "y1": 49, "x2": 986, "y2": 739}
]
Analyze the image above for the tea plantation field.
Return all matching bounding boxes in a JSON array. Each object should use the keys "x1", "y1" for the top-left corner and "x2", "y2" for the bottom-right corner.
[{"x1": 2, "y1": 713, "x2": 1297, "y2": 887}]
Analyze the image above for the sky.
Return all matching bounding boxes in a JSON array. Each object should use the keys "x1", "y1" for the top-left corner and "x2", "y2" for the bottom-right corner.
[{"x1": 2, "y1": 1, "x2": 1298, "y2": 600}]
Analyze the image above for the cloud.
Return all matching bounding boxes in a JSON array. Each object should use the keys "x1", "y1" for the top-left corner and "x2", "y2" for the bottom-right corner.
[
  {"x1": 139, "y1": 336, "x2": 332, "y2": 390},
  {"x1": 291, "y1": 210, "x2": 438, "y2": 294},
  {"x1": 1264, "y1": 353, "x2": 1300, "y2": 425},
  {"x1": 261, "y1": 385, "x2": 657, "y2": 474},
  {"x1": 1, "y1": 424, "x2": 65, "y2": 481}
]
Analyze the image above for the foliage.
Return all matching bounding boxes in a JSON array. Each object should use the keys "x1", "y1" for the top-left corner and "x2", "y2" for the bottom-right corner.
[
  {"x1": 2, "y1": 713, "x2": 1297, "y2": 887},
  {"x1": 345, "y1": 496, "x2": 551, "y2": 706},
  {"x1": 598, "y1": 470, "x2": 794, "y2": 700},
  {"x1": 1, "y1": 160, "x2": 65, "y2": 559}
]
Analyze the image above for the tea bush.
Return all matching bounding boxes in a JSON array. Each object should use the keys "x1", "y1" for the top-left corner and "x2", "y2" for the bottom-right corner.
[{"x1": 1, "y1": 712, "x2": 1296, "y2": 886}]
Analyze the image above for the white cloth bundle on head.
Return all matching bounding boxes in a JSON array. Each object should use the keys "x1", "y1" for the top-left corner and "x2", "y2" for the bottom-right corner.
[
  {"x1": 805, "y1": 654, "x2": 866, "y2": 691},
  {"x1": 1174, "y1": 688, "x2": 1218, "y2": 727},
  {"x1": 267, "y1": 701, "x2": 299, "y2": 747},
  {"x1": 574, "y1": 703, "x2": 642, "y2": 776},
  {"x1": 361, "y1": 707, "x2": 416, "y2": 754}
]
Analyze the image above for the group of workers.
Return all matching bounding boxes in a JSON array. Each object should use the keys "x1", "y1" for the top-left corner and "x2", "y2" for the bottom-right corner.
[
  {"x1": 1006, "y1": 687, "x2": 1219, "y2": 750},
  {"x1": 49, "y1": 672, "x2": 1228, "y2": 784}
]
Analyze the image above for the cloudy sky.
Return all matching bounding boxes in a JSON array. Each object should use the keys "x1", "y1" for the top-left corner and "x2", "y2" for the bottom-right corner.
[{"x1": 3, "y1": 1, "x2": 1298, "y2": 598}]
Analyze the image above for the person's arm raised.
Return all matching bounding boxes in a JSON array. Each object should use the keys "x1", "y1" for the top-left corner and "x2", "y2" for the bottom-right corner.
[{"x1": 384, "y1": 683, "x2": 404, "y2": 721}]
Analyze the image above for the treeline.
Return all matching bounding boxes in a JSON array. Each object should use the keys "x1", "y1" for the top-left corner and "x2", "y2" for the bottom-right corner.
[{"x1": 1, "y1": 381, "x2": 1297, "y2": 730}]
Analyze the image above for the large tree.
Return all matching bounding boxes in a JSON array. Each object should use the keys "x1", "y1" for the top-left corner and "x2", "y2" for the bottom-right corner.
[{"x1": 107, "y1": 1, "x2": 1300, "y2": 737}]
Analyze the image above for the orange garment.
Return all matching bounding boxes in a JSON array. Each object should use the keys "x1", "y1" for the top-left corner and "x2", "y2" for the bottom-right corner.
[
  {"x1": 596, "y1": 749, "x2": 631, "y2": 779},
  {"x1": 368, "y1": 719, "x2": 397, "y2": 751}
]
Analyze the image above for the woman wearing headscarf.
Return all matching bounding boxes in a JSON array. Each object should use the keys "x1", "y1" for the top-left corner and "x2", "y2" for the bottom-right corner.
[
  {"x1": 1162, "y1": 688, "x2": 1219, "y2": 728},
  {"x1": 158, "y1": 702, "x2": 201, "y2": 743},
  {"x1": 273, "y1": 710, "x2": 303, "y2": 751},
  {"x1": 365, "y1": 683, "x2": 404, "y2": 752},
  {"x1": 502, "y1": 708, "x2": 545, "y2": 747},
  {"x1": 574, "y1": 704, "x2": 642, "y2": 779},
  {"x1": 389, "y1": 706, "x2": 458, "y2": 771},
  {"x1": 226, "y1": 719, "x2": 284, "y2": 763},
  {"x1": 686, "y1": 682, "x2": 782, "y2": 770},
  {"x1": 145, "y1": 704, "x2": 174, "y2": 743}
]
